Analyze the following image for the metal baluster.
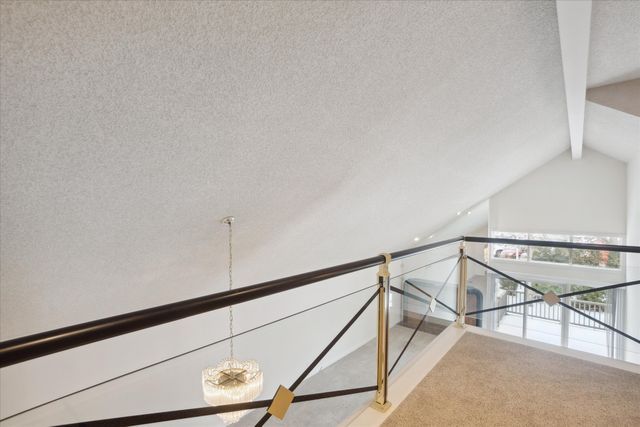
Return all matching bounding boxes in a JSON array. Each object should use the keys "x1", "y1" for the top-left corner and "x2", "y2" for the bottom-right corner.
[
  {"x1": 456, "y1": 243, "x2": 468, "y2": 327},
  {"x1": 372, "y1": 253, "x2": 391, "y2": 412}
]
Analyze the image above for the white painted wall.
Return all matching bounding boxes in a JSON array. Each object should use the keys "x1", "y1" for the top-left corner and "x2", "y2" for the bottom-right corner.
[
  {"x1": 490, "y1": 148, "x2": 626, "y2": 236},
  {"x1": 487, "y1": 147, "x2": 640, "y2": 362},
  {"x1": 466, "y1": 224, "x2": 489, "y2": 281},
  {"x1": 625, "y1": 153, "x2": 640, "y2": 364},
  {"x1": 489, "y1": 148, "x2": 627, "y2": 286},
  {"x1": 397, "y1": 205, "x2": 489, "y2": 323}
]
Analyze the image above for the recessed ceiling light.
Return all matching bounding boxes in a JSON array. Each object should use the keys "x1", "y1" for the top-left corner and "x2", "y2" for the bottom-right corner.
[
  {"x1": 456, "y1": 211, "x2": 461, "y2": 216},
  {"x1": 428, "y1": 235, "x2": 434, "y2": 239},
  {"x1": 467, "y1": 211, "x2": 471, "y2": 215},
  {"x1": 414, "y1": 237, "x2": 421, "y2": 242}
]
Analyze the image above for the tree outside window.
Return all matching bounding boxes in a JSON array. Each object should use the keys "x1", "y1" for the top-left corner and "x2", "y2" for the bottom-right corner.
[{"x1": 492, "y1": 231, "x2": 622, "y2": 270}]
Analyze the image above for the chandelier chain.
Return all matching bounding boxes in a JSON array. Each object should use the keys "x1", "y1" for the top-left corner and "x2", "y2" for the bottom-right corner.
[
  {"x1": 228, "y1": 220, "x2": 234, "y2": 359},
  {"x1": 202, "y1": 216, "x2": 263, "y2": 425}
]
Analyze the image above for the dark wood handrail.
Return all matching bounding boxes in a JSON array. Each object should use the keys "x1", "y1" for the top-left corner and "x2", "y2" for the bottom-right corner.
[
  {"x1": 2, "y1": 234, "x2": 637, "y2": 368},
  {"x1": 0, "y1": 237, "x2": 463, "y2": 367}
]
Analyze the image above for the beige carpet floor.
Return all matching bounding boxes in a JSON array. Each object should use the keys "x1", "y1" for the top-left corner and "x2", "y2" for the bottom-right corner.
[{"x1": 383, "y1": 332, "x2": 640, "y2": 427}]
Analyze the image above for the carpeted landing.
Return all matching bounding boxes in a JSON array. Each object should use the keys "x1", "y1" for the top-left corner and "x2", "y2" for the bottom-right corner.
[{"x1": 382, "y1": 332, "x2": 640, "y2": 427}]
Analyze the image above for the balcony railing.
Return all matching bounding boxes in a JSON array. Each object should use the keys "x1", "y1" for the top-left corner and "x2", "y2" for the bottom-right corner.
[
  {"x1": 504, "y1": 291, "x2": 608, "y2": 329},
  {"x1": 0, "y1": 236, "x2": 638, "y2": 426}
]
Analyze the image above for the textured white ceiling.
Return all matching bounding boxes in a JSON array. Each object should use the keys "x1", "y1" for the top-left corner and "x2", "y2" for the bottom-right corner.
[
  {"x1": 0, "y1": 1, "x2": 570, "y2": 338},
  {"x1": 584, "y1": 1, "x2": 639, "y2": 163},
  {"x1": 588, "y1": 0, "x2": 640, "y2": 87},
  {"x1": 584, "y1": 101, "x2": 640, "y2": 162}
]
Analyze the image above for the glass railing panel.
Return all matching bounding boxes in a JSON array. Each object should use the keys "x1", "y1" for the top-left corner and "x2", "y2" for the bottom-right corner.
[
  {"x1": 465, "y1": 273, "x2": 524, "y2": 339},
  {"x1": 387, "y1": 247, "x2": 459, "y2": 376},
  {"x1": 1, "y1": 284, "x2": 380, "y2": 427},
  {"x1": 237, "y1": 288, "x2": 378, "y2": 427}
]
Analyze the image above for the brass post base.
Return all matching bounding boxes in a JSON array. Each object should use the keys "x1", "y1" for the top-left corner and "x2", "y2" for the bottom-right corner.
[
  {"x1": 454, "y1": 321, "x2": 466, "y2": 329},
  {"x1": 370, "y1": 401, "x2": 392, "y2": 412}
]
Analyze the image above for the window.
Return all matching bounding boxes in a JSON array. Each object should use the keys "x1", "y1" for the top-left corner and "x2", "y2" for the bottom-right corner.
[
  {"x1": 530, "y1": 233, "x2": 570, "y2": 263},
  {"x1": 491, "y1": 231, "x2": 528, "y2": 261},
  {"x1": 491, "y1": 231, "x2": 622, "y2": 270},
  {"x1": 571, "y1": 235, "x2": 621, "y2": 269}
]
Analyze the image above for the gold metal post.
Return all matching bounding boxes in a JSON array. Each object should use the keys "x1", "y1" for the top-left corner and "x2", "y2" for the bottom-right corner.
[
  {"x1": 372, "y1": 253, "x2": 392, "y2": 412},
  {"x1": 456, "y1": 243, "x2": 468, "y2": 327}
]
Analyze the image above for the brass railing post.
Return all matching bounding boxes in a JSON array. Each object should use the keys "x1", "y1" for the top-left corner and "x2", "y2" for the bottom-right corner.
[
  {"x1": 373, "y1": 253, "x2": 392, "y2": 411},
  {"x1": 456, "y1": 243, "x2": 468, "y2": 327}
]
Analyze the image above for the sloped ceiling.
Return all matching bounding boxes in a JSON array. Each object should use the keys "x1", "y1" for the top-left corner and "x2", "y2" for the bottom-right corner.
[
  {"x1": 0, "y1": 1, "x2": 571, "y2": 338},
  {"x1": 583, "y1": 0, "x2": 640, "y2": 162},
  {"x1": 587, "y1": 0, "x2": 640, "y2": 87},
  {"x1": 584, "y1": 101, "x2": 639, "y2": 163}
]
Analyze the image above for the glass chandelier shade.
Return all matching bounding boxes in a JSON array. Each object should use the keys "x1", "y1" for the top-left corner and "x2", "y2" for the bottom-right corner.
[
  {"x1": 202, "y1": 217, "x2": 263, "y2": 425},
  {"x1": 202, "y1": 358, "x2": 264, "y2": 424}
]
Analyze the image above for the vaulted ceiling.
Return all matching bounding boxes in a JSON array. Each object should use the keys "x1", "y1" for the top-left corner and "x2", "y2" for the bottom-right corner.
[
  {"x1": 588, "y1": 0, "x2": 640, "y2": 87},
  {"x1": 583, "y1": 0, "x2": 640, "y2": 162},
  {"x1": 0, "y1": 1, "x2": 637, "y2": 339}
]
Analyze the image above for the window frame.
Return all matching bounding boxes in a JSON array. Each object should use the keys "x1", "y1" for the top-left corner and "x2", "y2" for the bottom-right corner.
[{"x1": 490, "y1": 230, "x2": 624, "y2": 271}]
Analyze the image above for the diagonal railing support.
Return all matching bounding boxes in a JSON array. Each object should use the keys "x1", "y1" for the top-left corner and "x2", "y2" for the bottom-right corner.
[
  {"x1": 463, "y1": 256, "x2": 640, "y2": 346},
  {"x1": 389, "y1": 258, "x2": 460, "y2": 375},
  {"x1": 466, "y1": 255, "x2": 544, "y2": 296},
  {"x1": 404, "y1": 280, "x2": 458, "y2": 316},
  {"x1": 255, "y1": 289, "x2": 379, "y2": 426}
]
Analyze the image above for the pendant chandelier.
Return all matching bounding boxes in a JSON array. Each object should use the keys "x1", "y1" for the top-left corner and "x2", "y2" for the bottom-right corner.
[{"x1": 202, "y1": 216, "x2": 263, "y2": 425}]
